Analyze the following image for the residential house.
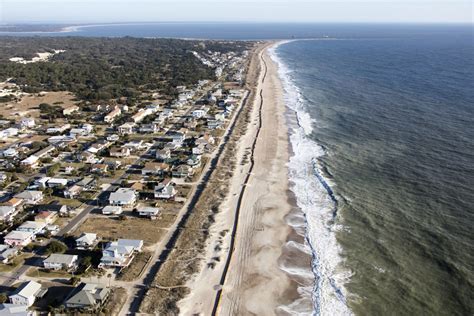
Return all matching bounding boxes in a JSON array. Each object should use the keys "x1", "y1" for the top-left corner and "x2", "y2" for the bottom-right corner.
[
  {"x1": 20, "y1": 117, "x2": 35, "y2": 129},
  {"x1": 0, "y1": 303, "x2": 31, "y2": 315},
  {"x1": 76, "y1": 177, "x2": 96, "y2": 191},
  {"x1": 3, "y1": 231, "x2": 35, "y2": 247},
  {"x1": 34, "y1": 211, "x2": 58, "y2": 225},
  {"x1": 79, "y1": 151, "x2": 101, "y2": 164},
  {"x1": 118, "y1": 122, "x2": 135, "y2": 135},
  {"x1": 123, "y1": 140, "x2": 144, "y2": 152},
  {"x1": 155, "y1": 148, "x2": 171, "y2": 161},
  {"x1": 102, "y1": 205, "x2": 123, "y2": 215},
  {"x1": 207, "y1": 119, "x2": 224, "y2": 129},
  {"x1": 191, "y1": 108, "x2": 208, "y2": 118},
  {"x1": 3, "y1": 198, "x2": 23, "y2": 209},
  {"x1": 104, "y1": 106, "x2": 121, "y2": 123},
  {"x1": 2, "y1": 147, "x2": 18, "y2": 158},
  {"x1": 131, "y1": 108, "x2": 153, "y2": 123},
  {"x1": 76, "y1": 233, "x2": 98, "y2": 249},
  {"x1": 45, "y1": 178, "x2": 68, "y2": 188},
  {"x1": 196, "y1": 134, "x2": 215, "y2": 146},
  {"x1": 0, "y1": 245, "x2": 18, "y2": 264},
  {"x1": 91, "y1": 164, "x2": 108, "y2": 175},
  {"x1": 109, "y1": 147, "x2": 130, "y2": 158},
  {"x1": 16, "y1": 221, "x2": 46, "y2": 235},
  {"x1": 0, "y1": 206, "x2": 18, "y2": 222},
  {"x1": 106, "y1": 134, "x2": 120, "y2": 142},
  {"x1": 154, "y1": 179, "x2": 177, "y2": 199},
  {"x1": 20, "y1": 155, "x2": 39, "y2": 169},
  {"x1": 69, "y1": 124, "x2": 93, "y2": 137},
  {"x1": 64, "y1": 185, "x2": 83, "y2": 199},
  {"x1": 139, "y1": 123, "x2": 159, "y2": 134},
  {"x1": 172, "y1": 165, "x2": 194, "y2": 178},
  {"x1": 46, "y1": 124, "x2": 70, "y2": 134},
  {"x1": 108, "y1": 188, "x2": 137, "y2": 208},
  {"x1": 187, "y1": 154, "x2": 202, "y2": 167},
  {"x1": 141, "y1": 162, "x2": 170, "y2": 176},
  {"x1": 14, "y1": 191, "x2": 43, "y2": 205},
  {"x1": 43, "y1": 254, "x2": 78, "y2": 271},
  {"x1": 192, "y1": 143, "x2": 205, "y2": 155},
  {"x1": 0, "y1": 128, "x2": 19, "y2": 139},
  {"x1": 64, "y1": 283, "x2": 110, "y2": 311},
  {"x1": 137, "y1": 206, "x2": 160, "y2": 220},
  {"x1": 86, "y1": 140, "x2": 111, "y2": 154},
  {"x1": 9, "y1": 281, "x2": 45, "y2": 307},
  {"x1": 99, "y1": 239, "x2": 143, "y2": 268}
]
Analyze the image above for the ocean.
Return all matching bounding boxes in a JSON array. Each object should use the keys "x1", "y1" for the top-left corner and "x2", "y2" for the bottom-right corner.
[
  {"x1": 3, "y1": 22, "x2": 473, "y2": 315},
  {"x1": 271, "y1": 28, "x2": 474, "y2": 315}
]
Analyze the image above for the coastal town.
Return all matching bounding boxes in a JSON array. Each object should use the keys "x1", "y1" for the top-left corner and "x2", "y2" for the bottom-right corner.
[{"x1": 0, "y1": 38, "x2": 252, "y2": 315}]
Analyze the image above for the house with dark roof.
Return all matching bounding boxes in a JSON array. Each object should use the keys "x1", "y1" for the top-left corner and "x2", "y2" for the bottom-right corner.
[{"x1": 64, "y1": 283, "x2": 110, "y2": 312}]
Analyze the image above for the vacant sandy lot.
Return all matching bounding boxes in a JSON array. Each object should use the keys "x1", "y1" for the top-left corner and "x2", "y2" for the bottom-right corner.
[
  {"x1": 74, "y1": 213, "x2": 177, "y2": 246},
  {"x1": 0, "y1": 91, "x2": 78, "y2": 119}
]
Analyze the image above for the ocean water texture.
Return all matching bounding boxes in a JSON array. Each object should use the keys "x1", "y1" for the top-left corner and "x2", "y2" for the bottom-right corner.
[
  {"x1": 274, "y1": 29, "x2": 473, "y2": 315},
  {"x1": 270, "y1": 42, "x2": 352, "y2": 316}
]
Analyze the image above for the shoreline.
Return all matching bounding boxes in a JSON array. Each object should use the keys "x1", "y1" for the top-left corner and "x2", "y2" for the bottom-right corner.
[
  {"x1": 176, "y1": 41, "x2": 314, "y2": 315},
  {"x1": 217, "y1": 42, "x2": 313, "y2": 314}
]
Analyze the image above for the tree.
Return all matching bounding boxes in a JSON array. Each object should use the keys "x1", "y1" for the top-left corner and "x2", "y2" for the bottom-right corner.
[
  {"x1": 46, "y1": 240, "x2": 68, "y2": 254},
  {"x1": 0, "y1": 292, "x2": 8, "y2": 303}
]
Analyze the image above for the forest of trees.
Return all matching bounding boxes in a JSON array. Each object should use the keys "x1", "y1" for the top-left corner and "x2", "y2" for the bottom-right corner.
[{"x1": 0, "y1": 37, "x2": 251, "y2": 101}]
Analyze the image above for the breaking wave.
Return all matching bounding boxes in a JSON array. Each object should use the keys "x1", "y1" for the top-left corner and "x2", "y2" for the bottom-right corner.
[{"x1": 269, "y1": 41, "x2": 352, "y2": 316}]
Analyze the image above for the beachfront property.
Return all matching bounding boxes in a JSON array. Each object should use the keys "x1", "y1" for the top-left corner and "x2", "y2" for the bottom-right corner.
[
  {"x1": 99, "y1": 239, "x2": 143, "y2": 268},
  {"x1": 43, "y1": 253, "x2": 79, "y2": 271},
  {"x1": 154, "y1": 179, "x2": 177, "y2": 199},
  {"x1": 64, "y1": 283, "x2": 110, "y2": 312},
  {"x1": 0, "y1": 35, "x2": 252, "y2": 315}
]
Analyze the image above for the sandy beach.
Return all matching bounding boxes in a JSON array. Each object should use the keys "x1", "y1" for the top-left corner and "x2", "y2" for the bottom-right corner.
[{"x1": 177, "y1": 42, "x2": 313, "y2": 315}]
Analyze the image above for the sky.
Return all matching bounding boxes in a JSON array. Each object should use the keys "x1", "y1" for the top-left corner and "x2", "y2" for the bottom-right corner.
[{"x1": 0, "y1": 0, "x2": 472, "y2": 24}]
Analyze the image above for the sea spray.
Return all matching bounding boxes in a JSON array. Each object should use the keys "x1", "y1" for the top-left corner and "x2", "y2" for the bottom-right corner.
[{"x1": 269, "y1": 42, "x2": 352, "y2": 316}]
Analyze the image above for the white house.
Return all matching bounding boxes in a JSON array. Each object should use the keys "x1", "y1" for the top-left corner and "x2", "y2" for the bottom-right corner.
[
  {"x1": 15, "y1": 191, "x2": 43, "y2": 204},
  {"x1": 0, "y1": 245, "x2": 19, "y2": 264},
  {"x1": 154, "y1": 179, "x2": 177, "y2": 199},
  {"x1": 0, "y1": 128, "x2": 19, "y2": 139},
  {"x1": 3, "y1": 231, "x2": 35, "y2": 247},
  {"x1": 16, "y1": 221, "x2": 46, "y2": 235},
  {"x1": 9, "y1": 281, "x2": 44, "y2": 307},
  {"x1": 137, "y1": 206, "x2": 160, "y2": 220},
  {"x1": 2, "y1": 147, "x2": 18, "y2": 158},
  {"x1": 118, "y1": 122, "x2": 135, "y2": 135},
  {"x1": 99, "y1": 239, "x2": 143, "y2": 268},
  {"x1": 0, "y1": 206, "x2": 18, "y2": 222},
  {"x1": 20, "y1": 155, "x2": 39, "y2": 168},
  {"x1": 109, "y1": 147, "x2": 130, "y2": 158},
  {"x1": 104, "y1": 106, "x2": 121, "y2": 123},
  {"x1": 20, "y1": 117, "x2": 35, "y2": 129},
  {"x1": 108, "y1": 188, "x2": 137, "y2": 207},
  {"x1": 43, "y1": 253, "x2": 78, "y2": 271},
  {"x1": 102, "y1": 205, "x2": 123, "y2": 215},
  {"x1": 76, "y1": 233, "x2": 98, "y2": 249}
]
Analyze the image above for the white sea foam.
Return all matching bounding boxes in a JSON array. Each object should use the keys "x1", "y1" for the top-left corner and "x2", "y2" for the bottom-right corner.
[{"x1": 269, "y1": 41, "x2": 352, "y2": 316}]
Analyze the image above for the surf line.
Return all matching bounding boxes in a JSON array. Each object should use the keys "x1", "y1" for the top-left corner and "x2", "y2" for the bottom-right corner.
[{"x1": 211, "y1": 49, "x2": 268, "y2": 316}]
